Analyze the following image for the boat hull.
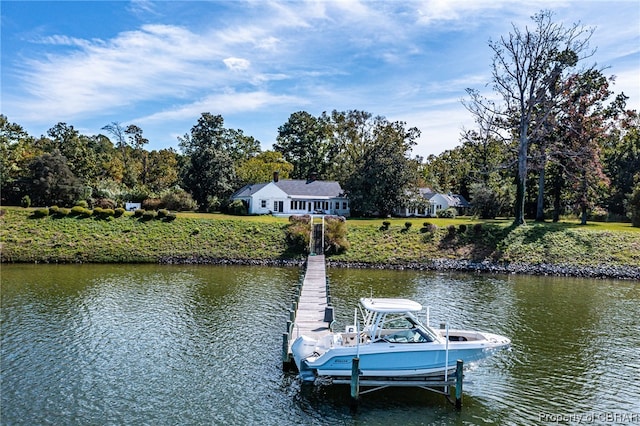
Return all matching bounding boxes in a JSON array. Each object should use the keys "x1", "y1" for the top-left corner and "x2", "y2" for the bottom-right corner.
[{"x1": 292, "y1": 332, "x2": 510, "y2": 382}]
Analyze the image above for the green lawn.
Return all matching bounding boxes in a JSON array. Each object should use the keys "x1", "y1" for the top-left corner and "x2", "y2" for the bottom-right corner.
[{"x1": 1, "y1": 207, "x2": 638, "y2": 267}]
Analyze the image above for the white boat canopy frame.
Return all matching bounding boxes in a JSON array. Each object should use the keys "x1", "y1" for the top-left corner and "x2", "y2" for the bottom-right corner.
[
  {"x1": 360, "y1": 298, "x2": 422, "y2": 313},
  {"x1": 358, "y1": 298, "x2": 442, "y2": 343}
]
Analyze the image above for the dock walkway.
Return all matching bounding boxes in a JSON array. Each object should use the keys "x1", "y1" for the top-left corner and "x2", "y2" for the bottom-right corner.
[{"x1": 283, "y1": 254, "x2": 333, "y2": 364}]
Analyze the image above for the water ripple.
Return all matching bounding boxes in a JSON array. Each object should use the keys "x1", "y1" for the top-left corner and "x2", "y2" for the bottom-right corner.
[{"x1": 2, "y1": 265, "x2": 639, "y2": 425}]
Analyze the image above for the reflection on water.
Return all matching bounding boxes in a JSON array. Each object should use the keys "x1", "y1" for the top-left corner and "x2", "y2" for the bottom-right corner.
[{"x1": 2, "y1": 264, "x2": 639, "y2": 425}]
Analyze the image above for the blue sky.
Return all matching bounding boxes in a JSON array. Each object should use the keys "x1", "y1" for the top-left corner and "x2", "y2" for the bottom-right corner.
[{"x1": 2, "y1": 1, "x2": 639, "y2": 159}]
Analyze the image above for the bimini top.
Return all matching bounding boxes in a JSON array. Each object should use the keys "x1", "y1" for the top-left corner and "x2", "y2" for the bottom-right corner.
[{"x1": 359, "y1": 298, "x2": 422, "y2": 313}]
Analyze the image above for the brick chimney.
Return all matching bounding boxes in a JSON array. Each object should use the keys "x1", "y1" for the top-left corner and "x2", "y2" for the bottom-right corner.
[{"x1": 273, "y1": 171, "x2": 279, "y2": 182}]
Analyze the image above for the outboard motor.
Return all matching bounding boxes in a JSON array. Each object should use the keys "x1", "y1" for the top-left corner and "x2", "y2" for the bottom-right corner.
[{"x1": 290, "y1": 335, "x2": 318, "y2": 381}]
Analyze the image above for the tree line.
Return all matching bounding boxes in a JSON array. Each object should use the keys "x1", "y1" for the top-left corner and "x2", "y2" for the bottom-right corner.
[
  {"x1": 0, "y1": 110, "x2": 420, "y2": 217},
  {"x1": 1, "y1": 10, "x2": 639, "y2": 225}
]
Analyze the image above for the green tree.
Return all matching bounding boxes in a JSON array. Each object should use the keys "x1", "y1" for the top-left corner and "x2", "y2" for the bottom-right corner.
[
  {"x1": 274, "y1": 111, "x2": 329, "y2": 180},
  {"x1": 179, "y1": 113, "x2": 248, "y2": 209},
  {"x1": 236, "y1": 151, "x2": 293, "y2": 185},
  {"x1": 628, "y1": 174, "x2": 640, "y2": 227},
  {"x1": 46, "y1": 122, "x2": 101, "y2": 185},
  {"x1": 467, "y1": 10, "x2": 595, "y2": 226},
  {"x1": 0, "y1": 115, "x2": 40, "y2": 203},
  {"x1": 604, "y1": 108, "x2": 640, "y2": 218},
  {"x1": 344, "y1": 117, "x2": 419, "y2": 216},
  {"x1": 28, "y1": 150, "x2": 87, "y2": 206},
  {"x1": 147, "y1": 149, "x2": 179, "y2": 192},
  {"x1": 556, "y1": 70, "x2": 613, "y2": 224},
  {"x1": 323, "y1": 110, "x2": 373, "y2": 184}
]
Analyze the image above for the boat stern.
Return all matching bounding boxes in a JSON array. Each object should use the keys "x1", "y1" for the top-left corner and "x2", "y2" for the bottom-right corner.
[{"x1": 290, "y1": 335, "x2": 319, "y2": 382}]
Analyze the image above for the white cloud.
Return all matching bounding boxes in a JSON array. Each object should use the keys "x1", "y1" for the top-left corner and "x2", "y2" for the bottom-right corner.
[
  {"x1": 223, "y1": 57, "x2": 251, "y2": 71},
  {"x1": 2, "y1": 0, "x2": 637, "y2": 158}
]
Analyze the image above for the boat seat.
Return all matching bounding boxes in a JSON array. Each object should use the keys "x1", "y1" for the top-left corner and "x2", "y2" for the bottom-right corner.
[{"x1": 341, "y1": 332, "x2": 367, "y2": 346}]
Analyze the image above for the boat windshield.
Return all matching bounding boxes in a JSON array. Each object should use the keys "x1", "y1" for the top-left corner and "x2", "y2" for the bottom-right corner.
[
  {"x1": 381, "y1": 328, "x2": 432, "y2": 343},
  {"x1": 364, "y1": 311, "x2": 440, "y2": 343}
]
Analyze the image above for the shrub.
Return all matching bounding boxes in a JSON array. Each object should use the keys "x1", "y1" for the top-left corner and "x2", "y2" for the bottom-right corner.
[
  {"x1": 20, "y1": 195, "x2": 31, "y2": 208},
  {"x1": 56, "y1": 208, "x2": 70, "y2": 217},
  {"x1": 286, "y1": 215, "x2": 312, "y2": 252},
  {"x1": 437, "y1": 208, "x2": 457, "y2": 219},
  {"x1": 94, "y1": 198, "x2": 116, "y2": 209},
  {"x1": 102, "y1": 209, "x2": 116, "y2": 219},
  {"x1": 191, "y1": 228, "x2": 200, "y2": 235},
  {"x1": 49, "y1": 206, "x2": 60, "y2": 215},
  {"x1": 164, "y1": 213, "x2": 177, "y2": 222},
  {"x1": 70, "y1": 205, "x2": 92, "y2": 217},
  {"x1": 380, "y1": 220, "x2": 391, "y2": 231},
  {"x1": 157, "y1": 209, "x2": 169, "y2": 219},
  {"x1": 458, "y1": 224, "x2": 467, "y2": 234},
  {"x1": 32, "y1": 208, "x2": 49, "y2": 218},
  {"x1": 473, "y1": 223, "x2": 483, "y2": 235},
  {"x1": 141, "y1": 210, "x2": 156, "y2": 221},
  {"x1": 420, "y1": 222, "x2": 437, "y2": 233},
  {"x1": 588, "y1": 206, "x2": 608, "y2": 222},
  {"x1": 447, "y1": 224, "x2": 456, "y2": 237},
  {"x1": 404, "y1": 221, "x2": 412, "y2": 230},
  {"x1": 420, "y1": 222, "x2": 438, "y2": 241},
  {"x1": 227, "y1": 199, "x2": 247, "y2": 216},
  {"x1": 325, "y1": 215, "x2": 349, "y2": 254},
  {"x1": 289, "y1": 214, "x2": 311, "y2": 224},
  {"x1": 161, "y1": 188, "x2": 198, "y2": 211},
  {"x1": 94, "y1": 208, "x2": 114, "y2": 219},
  {"x1": 142, "y1": 198, "x2": 162, "y2": 211},
  {"x1": 206, "y1": 195, "x2": 221, "y2": 213},
  {"x1": 114, "y1": 208, "x2": 125, "y2": 218},
  {"x1": 74, "y1": 200, "x2": 89, "y2": 209},
  {"x1": 134, "y1": 209, "x2": 144, "y2": 218}
]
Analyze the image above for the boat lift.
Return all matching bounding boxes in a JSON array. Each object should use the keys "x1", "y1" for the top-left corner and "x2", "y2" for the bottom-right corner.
[{"x1": 331, "y1": 358, "x2": 465, "y2": 409}]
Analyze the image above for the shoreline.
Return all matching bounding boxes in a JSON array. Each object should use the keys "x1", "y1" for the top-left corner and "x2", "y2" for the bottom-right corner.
[{"x1": 156, "y1": 256, "x2": 640, "y2": 280}]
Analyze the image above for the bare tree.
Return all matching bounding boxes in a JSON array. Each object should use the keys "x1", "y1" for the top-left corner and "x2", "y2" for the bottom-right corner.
[{"x1": 466, "y1": 10, "x2": 595, "y2": 225}]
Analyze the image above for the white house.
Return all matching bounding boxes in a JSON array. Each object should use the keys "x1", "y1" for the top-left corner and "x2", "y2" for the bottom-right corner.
[
  {"x1": 230, "y1": 172, "x2": 350, "y2": 217},
  {"x1": 395, "y1": 188, "x2": 471, "y2": 217}
]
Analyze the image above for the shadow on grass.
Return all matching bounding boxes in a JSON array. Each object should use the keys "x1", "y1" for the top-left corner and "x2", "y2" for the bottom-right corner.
[{"x1": 437, "y1": 220, "x2": 595, "y2": 262}]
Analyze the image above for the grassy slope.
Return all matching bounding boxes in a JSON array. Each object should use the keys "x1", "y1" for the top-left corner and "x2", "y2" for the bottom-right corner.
[{"x1": 1, "y1": 208, "x2": 639, "y2": 267}]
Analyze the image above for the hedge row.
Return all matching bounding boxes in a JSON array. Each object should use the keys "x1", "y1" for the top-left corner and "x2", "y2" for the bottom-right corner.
[{"x1": 31, "y1": 206, "x2": 176, "y2": 222}]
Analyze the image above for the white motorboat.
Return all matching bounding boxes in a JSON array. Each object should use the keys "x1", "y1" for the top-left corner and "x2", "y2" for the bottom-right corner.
[{"x1": 291, "y1": 297, "x2": 511, "y2": 382}]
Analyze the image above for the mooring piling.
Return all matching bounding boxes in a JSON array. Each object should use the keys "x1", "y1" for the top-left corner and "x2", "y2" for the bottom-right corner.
[{"x1": 350, "y1": 357, "x2": 360, "y2": 403}]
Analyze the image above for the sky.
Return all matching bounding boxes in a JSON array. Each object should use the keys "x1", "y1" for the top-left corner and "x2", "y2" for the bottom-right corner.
[{"x1": 2, "y1": 1, "x2": 639, "y2": 159}]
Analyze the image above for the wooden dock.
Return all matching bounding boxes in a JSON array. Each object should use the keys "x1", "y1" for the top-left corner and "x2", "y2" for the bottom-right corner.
[{"x1": 282, "y1": 253, "x2": 334, "y2": 366}]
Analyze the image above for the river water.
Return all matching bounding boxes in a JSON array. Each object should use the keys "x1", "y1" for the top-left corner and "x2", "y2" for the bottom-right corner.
[{"x1": 1, "y1": 264, "x2": 639, "y2": 425}]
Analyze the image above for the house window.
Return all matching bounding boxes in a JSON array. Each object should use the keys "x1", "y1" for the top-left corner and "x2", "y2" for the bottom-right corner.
[
  {"x1": 335, "y1": 202, "x2": 340, "y2": 209},
  {"x1": 343, "y1": 202, "x2": 347, "y2": 209},
  {"x1": 261, "y1": 200, "x2": 267, "y2": 208},
  {"x1": 290, "y1": 200, "x2": 306, "y2": 210}
]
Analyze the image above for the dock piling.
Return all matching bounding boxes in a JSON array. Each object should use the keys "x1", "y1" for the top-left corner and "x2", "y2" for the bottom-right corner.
[
  {"x1": 350, "y1": 357, "x2": 360, "y2": 403},
  {"x1": 455, "y1": 359, "x2": 463, "y2": 409}
]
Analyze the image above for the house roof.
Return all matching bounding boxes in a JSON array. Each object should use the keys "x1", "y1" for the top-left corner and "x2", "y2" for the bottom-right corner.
[
  {"x1": 231, "y1": 182, "x2": 269, "y2": 198},
  {"x1": 415, "y1": 188, "x2": 471, "y2": 207},
  {"x1": 430, "y1": 193, "x2": 470, "y2": 207},
  {"x1": 231, "y1": 179, "x2": 346, "y2": 199}
]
